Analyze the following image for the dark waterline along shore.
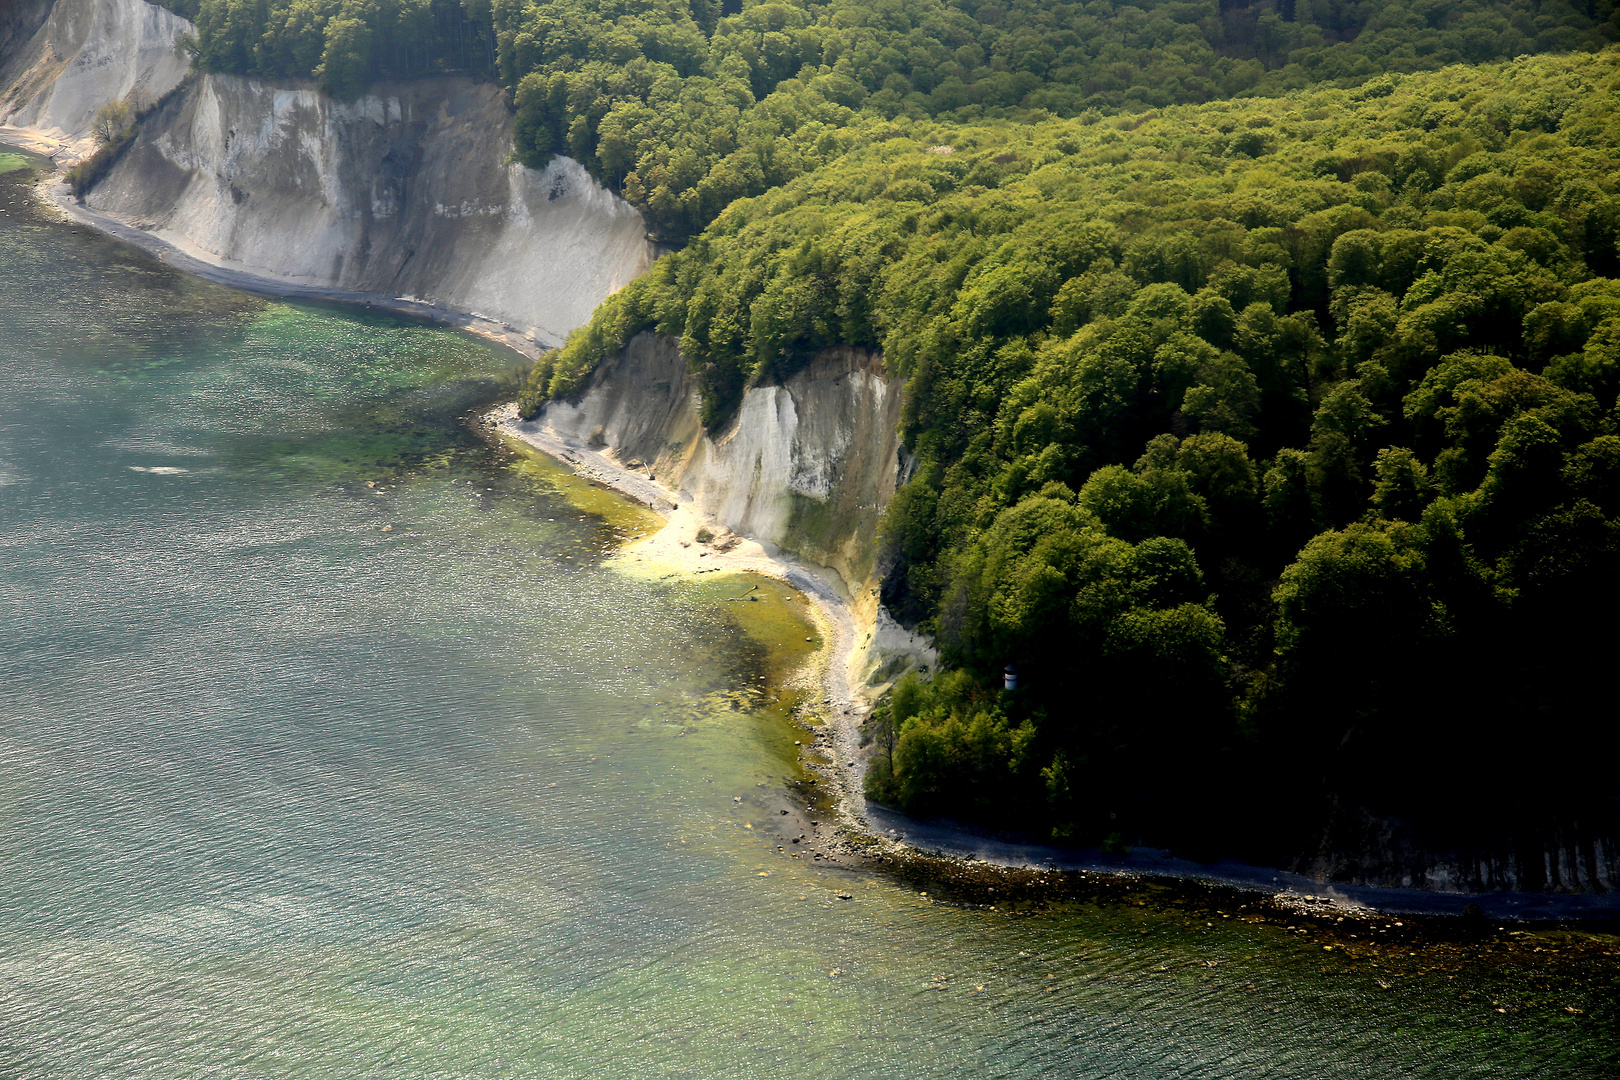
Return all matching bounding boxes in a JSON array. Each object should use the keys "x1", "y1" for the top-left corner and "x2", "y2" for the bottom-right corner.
[
  {"x1": 0, "y1": 135, "x2": 549, "y2": 361},
  {"x1": 11, "y1": 138, "x2": 1620, "y2": 932}
]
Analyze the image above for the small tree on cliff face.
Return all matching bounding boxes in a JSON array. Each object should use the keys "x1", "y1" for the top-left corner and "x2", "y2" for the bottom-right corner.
[{"x1": 90, "y1": 99, "x2": 135, "y2": 145}]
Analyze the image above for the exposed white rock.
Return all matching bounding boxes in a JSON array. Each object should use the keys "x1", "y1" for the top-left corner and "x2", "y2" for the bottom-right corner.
[
  {"x1": 2, "y1": 0, "x2": 653, "y2": 347},
  {"x1": 0, "y1": 0, "x2": 190, "y2": 160},
  {"x1": 85, "y1": 74, "x2": 653, "y2": 346},
  {"x1": 519, "y1": 332, "x2": 937, "y2": 689}
]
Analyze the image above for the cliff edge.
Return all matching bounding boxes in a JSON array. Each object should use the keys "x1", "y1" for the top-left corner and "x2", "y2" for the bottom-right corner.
[
  {"x1": 86, "y1": 74, "x2": 653, "y2": 348},
  {"x1": 1, "y1": 0, "x2": 653, "y2": 349}
]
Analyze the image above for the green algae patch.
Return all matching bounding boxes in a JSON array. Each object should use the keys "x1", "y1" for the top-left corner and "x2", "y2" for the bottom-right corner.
[
  {"x1": 498, "y1": 431, "x2": 664, "y2": 534},
  {"x1": 247, "y1": 301, "x2": 510, "y2": 396},
  {"x1": 680, "y1": 570, "x2": 820, "y2": 672}
]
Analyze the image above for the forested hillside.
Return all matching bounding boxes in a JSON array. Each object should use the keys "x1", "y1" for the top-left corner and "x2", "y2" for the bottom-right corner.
[
  {"x1": 168, "y1": 0, "x2": 1618, "y2": 240},
  {"x1": 524, "y1": 49, "x2": 1620, "y2": 864},
  {"x1": 165, "y1": 0, "x2": 1620, "y2": 865}
]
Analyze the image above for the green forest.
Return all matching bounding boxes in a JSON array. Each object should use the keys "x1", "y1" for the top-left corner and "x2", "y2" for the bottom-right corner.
[
  {"x1": 524, "y1": 47, "x2": 1620, "y2": 865},
  {"x1": 166, "y1": 0, "x2": 1620, "y2": 862},
  {"x1": 169, "y1": 0, "x2": 1617, "y2": 242}
]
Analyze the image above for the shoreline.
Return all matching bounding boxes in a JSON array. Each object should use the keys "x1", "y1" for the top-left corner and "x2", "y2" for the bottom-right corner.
[
  {"x1": 0, "y1": 132, "x2": 553, "y2": 361},
  {"x1": 14, "y1": 132, "x2": 1616, "y2": 926},
  {"x1": 485, "y1": 402, "x2": 876, "y2": 812},
  {"x1": 487, "y1": 406, "x2": 1620, "y2": 927}
]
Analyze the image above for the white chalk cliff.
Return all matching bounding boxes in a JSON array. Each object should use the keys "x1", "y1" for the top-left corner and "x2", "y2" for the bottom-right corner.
[
  {"x1": 1, "y1": 0, "x2": 653, "y2": 347},
  {"x1": 0, "y1": 0, "x2": 189, "y2": 161},
  {"x1": 87, "y1": 76, "x2": 653, "y2": 346},
  {"x1": 514, "y1": 333, "x2": 935, "y2": 687}
]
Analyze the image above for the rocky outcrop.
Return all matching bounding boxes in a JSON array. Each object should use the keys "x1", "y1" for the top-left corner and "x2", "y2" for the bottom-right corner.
[
  {"x1": 84, "y1": 74, "x2": 653, "y2": 346},
  {"x1": 1292, "y1": 805, "x2": 1620, "y2": 895},
  {"x1": 2, "y1": 0, "x2": 653, "y2": 347},
  {"x1": 521, "y1": 332, "x2": 932, "y2": 687},
  {"x1": 0, "y1": 0, "x2": 190, "y2": 161}
]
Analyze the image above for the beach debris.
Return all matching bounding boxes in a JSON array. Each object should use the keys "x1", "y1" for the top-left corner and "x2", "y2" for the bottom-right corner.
[{"x1": 836, "y1": 891, "x2": 853, "y2": 900}]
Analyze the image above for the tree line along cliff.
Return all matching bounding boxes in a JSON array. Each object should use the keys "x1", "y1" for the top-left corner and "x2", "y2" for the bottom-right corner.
[
  {"x1": 164, "y1": 0, "x2": 1618, "y2": 243},
  {"x1": 157, "y1": 0, "x2": 1620, "y2": 876},
  {"x1": 526, "y1": 48, "x2": 1620, "y2": 876}
]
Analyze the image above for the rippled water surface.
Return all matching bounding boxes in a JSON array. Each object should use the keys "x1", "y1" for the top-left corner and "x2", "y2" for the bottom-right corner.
[{"x1": 1, "y1": 156, "x2": 1615, "y2": 1078}]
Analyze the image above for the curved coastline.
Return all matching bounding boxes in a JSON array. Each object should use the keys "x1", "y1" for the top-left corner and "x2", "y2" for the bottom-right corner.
[
  {"x1": 12, "y1": 136, "x2": 1618, "y2": 925},
  {"x1": 489, "y1": 406, "x2": 1620, "y2": 926},
  {"x1": 0, "y1": 138, "x2": 552, "y2": 360}
]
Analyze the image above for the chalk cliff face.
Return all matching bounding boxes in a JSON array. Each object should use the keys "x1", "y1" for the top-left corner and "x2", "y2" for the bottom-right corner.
[
  {"x1": 527, "y1": 332, "x2": 930, "y2": 684},
  {"x1": 1, "y1": 0, "x2": 652, "y2": 346},
  {"x1": 0, "y1": 0, "x2": 190, "y2": 158},
  {"x1": 540, "y1": 334, "x2": 904, "y2": 588},
  {"x1": 1, "y1": 0, "x2": 906, "y2": 668},
  {"x1": 87, "y1": 74, "x2": 654, "y2": 346}
]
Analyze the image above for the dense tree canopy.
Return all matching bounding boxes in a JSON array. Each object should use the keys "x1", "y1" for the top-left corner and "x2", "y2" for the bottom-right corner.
[
  {"x1": 523, "y1": 48, "x2": 1620, "y2": 853},
  {"x1": 164, "y1": 0, "x2": 1620, "y2": 859},
  {"x1": 168, "y1": 0, "x2": 1619, "y2": 238}
]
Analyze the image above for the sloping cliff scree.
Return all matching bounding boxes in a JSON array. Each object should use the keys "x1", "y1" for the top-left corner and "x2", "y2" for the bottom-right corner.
[
  {"x1": 84, "y1": 73, "x2": 653, "y2": 346},
  {"x1": 0, "y1": 0, "x2": 190, "y2": 159}
]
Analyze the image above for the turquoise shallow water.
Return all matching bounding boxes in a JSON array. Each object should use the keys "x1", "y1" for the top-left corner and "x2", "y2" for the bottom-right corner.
[{"x1": 0, "y1": 155, "x2": 1614, "y2": 1079}]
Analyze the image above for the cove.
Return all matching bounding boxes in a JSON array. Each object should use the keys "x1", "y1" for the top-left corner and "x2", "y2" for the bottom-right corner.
[{"x1": 0, "y1": 154, "x2": 1615, "y2": 1079}]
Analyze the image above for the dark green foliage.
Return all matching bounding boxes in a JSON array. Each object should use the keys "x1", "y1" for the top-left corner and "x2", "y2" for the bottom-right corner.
[
  {"x1": 174, "y1": 0, "x2": 498, "y2": 95},
  {"x1": 544, "y1": 48, "x2": 1620, "y2": 852},
  {"x1": 166, "y1": 0, "x2": 1619, "y2": 239},
  {"x1": 169, "y1": 0, "x2": 1620, "y2": 855}
]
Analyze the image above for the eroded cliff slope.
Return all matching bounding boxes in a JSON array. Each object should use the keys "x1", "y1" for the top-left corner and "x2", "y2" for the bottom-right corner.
[
  {"x1": 86, "y1": 74, "x2": 653, "y2": 346},
  {"x1": 514, "y1": 332, "x2": 932, "y2": 687},
  {"x1": 0, "y1": 0, "x2": 189, "y2": 160}
]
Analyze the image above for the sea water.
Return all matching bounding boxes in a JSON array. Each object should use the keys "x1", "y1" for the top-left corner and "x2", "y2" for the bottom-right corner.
[{"x1": 0, "y1": 151, "x2": 1614, "y2": 1078}]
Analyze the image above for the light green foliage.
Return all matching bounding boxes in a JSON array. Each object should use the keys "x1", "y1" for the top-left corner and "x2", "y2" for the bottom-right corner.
[
  {"x1": 68, "y1": 93, "x2": 155, "y2": 195},
  {"x1": 1271, "y1": 521, "x2": 1434, "y2": 673},
  {"x1": 90, "y1": 98, "x2": 135, "y2": 144},
  {"x1": 1370, "y1": 446, "x2": 1432, "y2": 522},
  {"x1": 1182, "y1": 351, "x2": 1262, "y2": 441}
]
